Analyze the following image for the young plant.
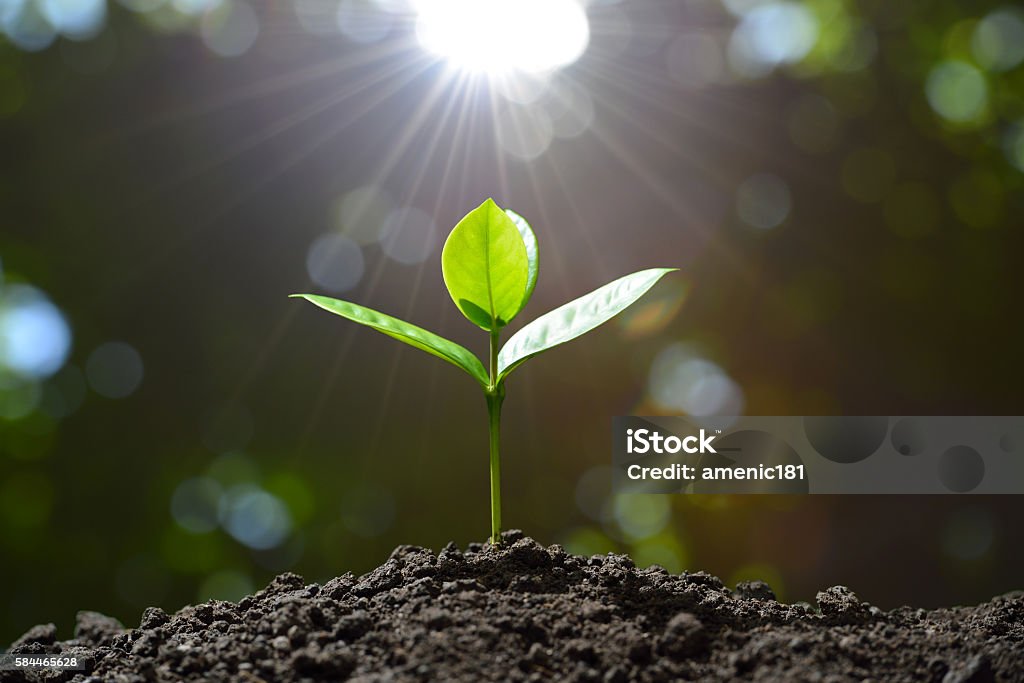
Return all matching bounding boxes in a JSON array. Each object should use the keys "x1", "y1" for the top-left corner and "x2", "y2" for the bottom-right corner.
[{"x1": 293, "y1": 199, "x2": 674, "y2": 544}]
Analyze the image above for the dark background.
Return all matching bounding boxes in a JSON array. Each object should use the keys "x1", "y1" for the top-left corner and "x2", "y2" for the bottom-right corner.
[{"x1": 2, "y1": 0, "x2": 1023, "y2": 644}]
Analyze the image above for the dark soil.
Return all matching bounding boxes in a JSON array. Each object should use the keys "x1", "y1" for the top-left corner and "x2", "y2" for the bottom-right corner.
[{"x1": 5, "y1": 530, "x2": 1023, "y2": 682}]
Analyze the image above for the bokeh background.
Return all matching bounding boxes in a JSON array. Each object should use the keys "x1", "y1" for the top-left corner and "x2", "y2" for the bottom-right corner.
[{"x1": 2, "y1": 0, "x2": 1024, "y2": 644}]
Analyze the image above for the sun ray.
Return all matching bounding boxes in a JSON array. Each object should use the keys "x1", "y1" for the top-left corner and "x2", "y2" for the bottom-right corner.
[
  {"x1": 116, "y1": 54, "x2": 440, "y2": 294},
  {"x1": 105, "y1": 52, "x2": 435, "y2": 232},
  {"x1": 292, "y1": 65, "x2": 468, "y2": 454},
  {"x1": 103, "y1": 38, "x2": 424, "y2": 139}
]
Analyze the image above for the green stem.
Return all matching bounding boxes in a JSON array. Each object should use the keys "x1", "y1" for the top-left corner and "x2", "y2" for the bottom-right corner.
[{"x1": 486, "y1": 328, "x2": 504, "y2": 545}]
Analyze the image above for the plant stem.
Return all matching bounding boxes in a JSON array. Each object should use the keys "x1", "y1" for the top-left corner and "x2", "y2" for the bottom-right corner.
[{"x1": 486, "y1": 328, "x2": 504, "y2": 545}]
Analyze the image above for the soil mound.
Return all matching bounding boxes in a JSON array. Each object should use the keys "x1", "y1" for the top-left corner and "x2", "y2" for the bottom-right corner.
[{"x1": 5, "y1": 530, "x2": 1023, "y2": 682}]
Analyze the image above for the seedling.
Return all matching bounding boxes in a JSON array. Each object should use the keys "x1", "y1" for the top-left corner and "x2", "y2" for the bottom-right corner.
[{"x1": 293, "y1": 199, "x2": 674, "y2": 544}]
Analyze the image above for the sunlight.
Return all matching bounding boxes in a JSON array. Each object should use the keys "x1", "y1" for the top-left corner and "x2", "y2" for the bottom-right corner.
[{"x1": 413, "y1": 0, "x2": 590, "y2": 76}]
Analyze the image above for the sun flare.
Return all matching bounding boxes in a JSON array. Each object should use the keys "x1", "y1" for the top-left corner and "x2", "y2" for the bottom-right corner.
[{"x1": 413, "y1": 0, "x2": 590, "y2": 76}]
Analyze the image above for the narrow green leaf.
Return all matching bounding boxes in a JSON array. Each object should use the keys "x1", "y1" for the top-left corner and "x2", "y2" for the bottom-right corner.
[
  {"x1": 441, "y1": 198, "x2": 530, "y2": 331},
  {"x1": 497, "y1": 268, "x2": 677, "y2": 381},
  {"x1": 291, "y1": 294, "x2": 488, "y2": 388},
  {"x1": 505, "y1": 209, "x2": 538, "y2": 311}
]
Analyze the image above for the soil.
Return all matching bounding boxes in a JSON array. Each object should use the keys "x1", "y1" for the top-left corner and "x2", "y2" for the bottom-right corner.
[{"x1": 4, "y1": 530, "x2": 1022, "y2": 682}]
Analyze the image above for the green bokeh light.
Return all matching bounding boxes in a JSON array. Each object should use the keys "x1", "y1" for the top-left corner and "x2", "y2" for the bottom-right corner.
[
  {"x1": 925, "y1": 60, "x2": 989, "y2": 124},
  {"x1": 971, "y1": 7, "x2": 1024, "y2": 72},
  {"x1": 197, "y1": 569, "x2": 253, "y2": 603}
]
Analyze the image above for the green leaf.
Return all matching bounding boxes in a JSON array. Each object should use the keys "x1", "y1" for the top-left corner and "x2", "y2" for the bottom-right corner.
[
  {"x1": 497, "y1": 268, "x2": 677, "y2": 381},
  {"x1": 291, "y1": 294, "x2": 488, "y2": 388},
  {"x1": 505, "y1": 209, "x2": 538, "y2": 312},
  {"x1": 441, "y1": 198, "x2": 530, "y2": 331}
]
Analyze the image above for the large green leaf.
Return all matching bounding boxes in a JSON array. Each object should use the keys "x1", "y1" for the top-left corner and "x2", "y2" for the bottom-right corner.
[
  {"x1": 505, "y1": 209, "x2": 538, "y2": 312},
  {"x1": 291, "y1": 294, "x2": 488, "y2": 388},
  {"x1": 441, "y1": 198, "x2": 530, "y2": 331},
  {"x1": 497, "y1": 268, "x2": 677, "y2": 381}
]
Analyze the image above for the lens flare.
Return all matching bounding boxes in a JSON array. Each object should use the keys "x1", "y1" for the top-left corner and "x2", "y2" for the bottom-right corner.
[{"x1": 414, "y1": 0, "x2": 590, "y2": 76}]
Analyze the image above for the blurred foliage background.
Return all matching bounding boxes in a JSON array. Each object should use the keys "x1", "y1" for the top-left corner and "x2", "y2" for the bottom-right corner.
[{"x1": 2, "y1": 0, "x2": 1024, "y2": 644}]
